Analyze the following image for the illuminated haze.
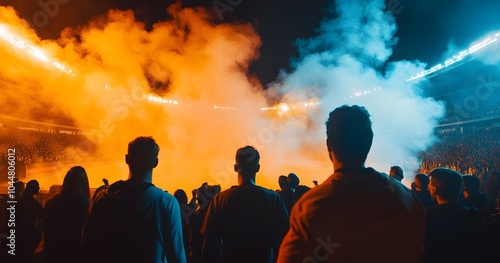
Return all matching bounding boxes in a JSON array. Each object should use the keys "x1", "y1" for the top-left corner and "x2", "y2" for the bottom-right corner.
[{"x1": 0, "y1": 0, "x2": 444, "y2": 191}]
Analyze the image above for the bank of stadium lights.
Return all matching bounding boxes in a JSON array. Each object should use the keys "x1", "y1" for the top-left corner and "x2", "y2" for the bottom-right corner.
[
  {"x1": 0, "y1": 24, "x2": 73, "y2": 75},
  {"x1": 407, "y1": 32, "x2": 500, "y2": 82},
  {"x1": 146, "y1": 94, "x2": 179, "y2": 105}
]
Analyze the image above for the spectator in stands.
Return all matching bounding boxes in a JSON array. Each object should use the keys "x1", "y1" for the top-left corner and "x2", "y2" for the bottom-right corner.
[
  {"x1": 461, "y1": 175, "x2": 496, "y2": 213},
  {"x1": 390, "y1": 165, "x2": 404, "y2": 182},
  {"x1": 288, "y1": 173, "x2": 300, "y2": 191},
  {"x1": 412, "y1": 173, "x2": 437, "y2": 208},
  {"x1": 277, "y1": 175, "x2": 295, "y2": 215},
  {"x1": 278, "y1": 105, "x2": 425, "y2": 263},
  {"x1": 16, "y1": 180, "x2": 43, "y2": 263},
  {"x1": 82, "y1": 136, "x2": 186, "y2": 263},
  {"x1": 14, "y1": 180, "x2": 25, "y2": 200},
  {"x1": 42, "y1": 166, "x2": 90, "y2": 263},
  {"x1": 201, "y1": 146, "x2": 289, "y2": 263},
  {"x1": 424, "y1": 168, "x2": 495, "y2": 262}
]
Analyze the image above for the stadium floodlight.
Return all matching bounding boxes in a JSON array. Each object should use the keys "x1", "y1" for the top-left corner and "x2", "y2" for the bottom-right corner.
[{"x1": 407, "y1": 31, "x2": 499, "y2": 82}]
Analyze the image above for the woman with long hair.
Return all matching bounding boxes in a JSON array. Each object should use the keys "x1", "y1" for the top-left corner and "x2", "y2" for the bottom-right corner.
[{"x1": 40, "y1": 166, "x2": 90, "y2": 263}]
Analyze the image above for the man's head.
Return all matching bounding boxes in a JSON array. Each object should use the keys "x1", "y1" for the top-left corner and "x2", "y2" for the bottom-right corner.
[
  {"x1": 234, "y1": 146, "x2": 260, "y2": 178},
  {"x1": 414, "y1": 173, "x2": 430, "y2": 191},
  {"x1": 428, "y1": 168, "x2": 463, "y2": 203},
  {"x1": 278, "y1": 175, "x2": 290, "y2": 189},
  {"x1": 126, "y1": 136, "x2": 160, "y2": 176},
  {"x1": 326, "y1": 105, "x2": 373, "y2": 165},
  {"x1": 24, "y1": 180, "x2": 40, "y2": 196},
  {"x1": 390, "y1": 166, "x2": 404, "y2": 182}
]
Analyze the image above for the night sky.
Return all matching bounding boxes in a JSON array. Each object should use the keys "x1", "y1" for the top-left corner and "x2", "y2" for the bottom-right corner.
[{"x1": 1, "y1": 0, "x2": 499, "y2": 85}]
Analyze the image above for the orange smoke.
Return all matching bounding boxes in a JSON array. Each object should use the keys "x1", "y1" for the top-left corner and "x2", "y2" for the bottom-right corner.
[{"x1": 0, "y1": 4, "x2": 330, "y2": 193}]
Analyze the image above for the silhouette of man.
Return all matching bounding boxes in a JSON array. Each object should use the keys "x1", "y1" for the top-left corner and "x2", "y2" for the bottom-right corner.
[
  {"x1": 461, "y1": 175, "x2": 496, "y2": 213},
  {"x1": 277, "y1": 175, "x2": 295, "y2": 215},
  {"x1": 201, "y1": 146, "x2": 289, "y2": 263},
  {"x1": 278, "y1": 105, "x2": 425, "y2": 263},
  {"x1": 390, "y1": 165, "x2": 404, "y2": 182},
  {"x1": 425, "y1": 168, "x2": 496, "y2": 262},
  {"x1": 82, "y1": 136, "x2": 186, "y2": 263},
  {"x1": 412, "y1": 173, "x2": 437, "y2": 208}
]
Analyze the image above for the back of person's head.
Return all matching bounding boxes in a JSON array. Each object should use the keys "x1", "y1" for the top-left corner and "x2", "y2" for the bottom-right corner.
[
  {"x1": 234, "y1": 146, "x2": 260, "y2": 177},
  {"x1": 278, "y1": 175, "x2": 290, "y2": 189},
  {"x1": 429, "y1": 168, "x2": 463, "y2": 203},
  {"x1": 209, "y1": 185, "x2": 221, "y2": 196},
  {"x1": 325, "y1": 105, "x2": 373, "y2": 163},
  {"x1": 24, "y1": 180, "x2": 40, "y2": 196},
  {"x1": 126, "y1": 136, "x2": 160, "y2": 174},
  {"x1": 174, "y1": 189, "x2": 188, "y2": 204},
  {"x1": 390, "y1": 166, "x2": 404, "y2": 181},
  {"x1": 414, "y1": 173, "x2": 430, "y2": 191},
  {"x1": 288, "y1": 173, "x2": 300, "y2": 189},
  {"x1": 462, "y1": 175, "x2": 481, "y2": 195},
  {"x1": 62, "y1": 166, "x2": 91, "y2": 199}
]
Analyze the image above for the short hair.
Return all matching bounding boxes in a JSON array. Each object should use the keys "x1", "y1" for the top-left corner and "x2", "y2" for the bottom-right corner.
[
  {"x1": 62, "y1": 166, "x2": 91, "y2": 199},
  {"x1": 25, "y1": 180, "x2": 40, "y2": 196},
  {"x1": 326, "y1": 105, "x2": 373, "y2": 163},
  {"x1": 390, "y1": 166, "x2": 404, "y2": 181},
  {"x1": 235, "y1": 146, "x2": 260, "y2": 170},
  {"x1": 278, "y1": 175, "x2": 290, "y2": 188},
  {"x1": 414, "y1": 173, "x2": 430, "y2": 190},
  {"x1": 429, "y1": 168, "x2": 463, "y2": 202},
  {"x1": 462, "y1": 175, "x2": 480, "y2": 194},
  {"x1": 127, "y1": 136, "x2": 160, "y2": 171}
]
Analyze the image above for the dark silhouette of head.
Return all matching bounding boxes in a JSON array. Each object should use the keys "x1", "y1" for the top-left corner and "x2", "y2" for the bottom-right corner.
[
  {"x1": 24, "y1": 180, "x2": 40, "y2": 197},
  {"x1": 414, "y1": 173, "x2": 430, "y2": 191},
  {"x1": 234, "y1": 146, "x2": 260, "y2": 180},
  {"x1": 462, "y1": 175, "x2": 481, "y2": 195},
  {"x1": 278, "y1": 175, "x2": 290, "y2": 189},
  {"x1": 326, "y1": 105, "x2": 373, "y2": 165},
  {"x1": 126, "y1": 136, "x2": 160, "y2": 177},
  {"x1": 62, "y1": 166, "x2": 91, "y2": 199},
  {"x1": 429, "y1": 168, "x2": 463, "y2": 204},
  {"x1": 174, "y1": 189, "x2": 188, "y2": 204},
  {"x1": 288, "y1": 173, "x2": 300, "y2": 189},
  {"x1": 390, "y1": 166, "x2": 404, "y2": 181}
]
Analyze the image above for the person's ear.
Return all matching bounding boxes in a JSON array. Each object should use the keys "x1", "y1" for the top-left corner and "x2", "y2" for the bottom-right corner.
[
  {"x1": 153, "y1": 158, "x2": 158, "y2": 168},
  {"x1": 234, "y1": 164, "x2": 238, "y2": 172},
  {"x1": 125, "y1": 154, "x2": 130, "y2": 165},
  {"x1": 255, "y1": 164, "x2": 260, "y2": 173}
]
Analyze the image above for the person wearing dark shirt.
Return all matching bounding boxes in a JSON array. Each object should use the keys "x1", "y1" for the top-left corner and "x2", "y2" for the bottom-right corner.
[
  {"x1": 201, "y1": 146, "x2": 289, "y2": 263},
  {"x1": 412, "y1": 173, "x2": 437, "y2": 208},
  {"x1": 42, "y1": 166, "x2": 91, "y2": 263},
  {"x1": 461, "y1": 175, "x2": 496, "y2": 213},
  {"x1": 16, "y1": 180, "x2": 43, "y2": 263},
  {"x1": 425, "y1": 168, "x2": 496, "y2": 263}
]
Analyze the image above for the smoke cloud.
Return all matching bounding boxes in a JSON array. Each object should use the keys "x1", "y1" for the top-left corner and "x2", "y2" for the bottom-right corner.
[
  {"x1": 268, "y1": 0, "x2": 445, "y2": 184},
  {"x1": 0, "y1": 0, "x2": 445, "y2": 191}
]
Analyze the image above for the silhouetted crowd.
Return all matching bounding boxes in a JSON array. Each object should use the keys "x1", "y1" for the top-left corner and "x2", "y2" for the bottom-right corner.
[
  {"x1": 0, "y1": 129, "x2": 97, "y2": 164},
  {"x1": 420, "y1": 127, "x2": 500, "y2": 174},
  {"x1": 1, "y1": 105, "x2": 499, "y2": 263}
]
